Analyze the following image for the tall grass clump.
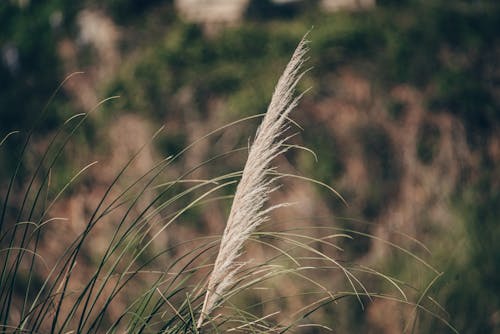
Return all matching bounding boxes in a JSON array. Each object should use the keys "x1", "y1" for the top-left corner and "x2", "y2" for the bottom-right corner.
[{"x1": 0, "y1": 36, "x2": 457, "y2": 333}]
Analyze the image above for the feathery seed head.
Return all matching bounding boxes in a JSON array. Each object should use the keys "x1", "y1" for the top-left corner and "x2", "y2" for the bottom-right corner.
[{"x1": 197, "y1": 35, "x2": 309, "y2": 328}]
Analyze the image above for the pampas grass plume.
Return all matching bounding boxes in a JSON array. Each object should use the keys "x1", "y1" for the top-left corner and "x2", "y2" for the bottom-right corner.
[{"x1": 197, "y1": 35, "x2": 309, "y2": 327}]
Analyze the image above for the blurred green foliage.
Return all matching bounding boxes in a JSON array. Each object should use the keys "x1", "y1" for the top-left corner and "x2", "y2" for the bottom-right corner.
[
  {"x1": 0, "y1": 1, "x2": 76, "y2": 132},
  {"x1": 105, "y1": 22, "x2": 306, "y2": 123},
  {"x1": 357, "y1": 125, "x2": 401, "y2": 220},
  {"x1": 417, "y1": 121, "x2": 441, "y2": 165},
  {"x1": 442, "y1": 179, "x2": 500, "y2": 333},
  {"x1": 398, "y1": 176, "x2": 500, "y2": 333}
]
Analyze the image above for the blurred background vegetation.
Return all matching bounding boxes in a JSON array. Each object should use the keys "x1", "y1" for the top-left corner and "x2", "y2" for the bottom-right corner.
[{"x1": 1, "y1": 0, "x2": 499, "y2": 332}]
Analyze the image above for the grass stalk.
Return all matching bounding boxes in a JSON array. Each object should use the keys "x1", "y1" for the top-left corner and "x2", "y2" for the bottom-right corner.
[{"x1": 197, "y1": 35, "x2": 310, "y2": 328}]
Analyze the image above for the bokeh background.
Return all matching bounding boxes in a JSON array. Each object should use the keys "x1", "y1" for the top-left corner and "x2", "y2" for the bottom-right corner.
[{"x1": 1, "y1": 0, "x2": 499, "y2": 332}]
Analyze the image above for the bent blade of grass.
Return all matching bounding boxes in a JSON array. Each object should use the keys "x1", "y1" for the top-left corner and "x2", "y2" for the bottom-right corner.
[
  {"x1": 252, "y1": 229, "x2": 371, "y2": 308},
  {"x1": 227, "y1": 311, "x2": 281, "y2": 332},
  {"x1": 406, "y1": 272, "x2": 443, "y2": 334},
  {"x1": 42, "y1": 161, "x2": 98, "y2": 216},
  {"x1": 250, "y1": 230, "x2": 409, "y2": 303},
  {"x1": 268, "y1": 172, "x2": 347, "y2": 207},
  {"x1": 332, "y1": 216, "x2": 433, "y2": 255},
  {"x1": 277, "y1": 222, "x2": 438, "y2": 274},
  {"x1": 0, "y1": 131, "x2": 20, "y2": 147}
]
